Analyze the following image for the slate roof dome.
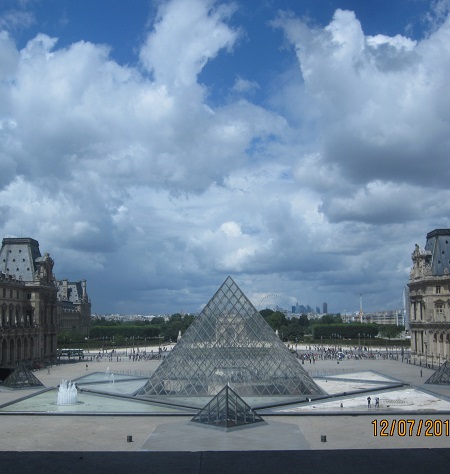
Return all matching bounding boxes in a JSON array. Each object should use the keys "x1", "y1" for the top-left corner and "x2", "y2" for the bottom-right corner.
[{"x1": 425, "y1": 229, "x2": 450, "y2": 276}]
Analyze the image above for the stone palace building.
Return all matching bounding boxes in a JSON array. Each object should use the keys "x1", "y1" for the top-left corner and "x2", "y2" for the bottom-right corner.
[
  {"x1": 0, "y1": 237, "x2": 90, "y2": 369},
  {"x1": 408, "y1": 229, "x2": 450, "y2": 365}
]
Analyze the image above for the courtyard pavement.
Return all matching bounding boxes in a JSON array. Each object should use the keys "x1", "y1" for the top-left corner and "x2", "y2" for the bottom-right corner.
[{"x1": 0, "y1": 348, "x2": 449, "y2": 454}]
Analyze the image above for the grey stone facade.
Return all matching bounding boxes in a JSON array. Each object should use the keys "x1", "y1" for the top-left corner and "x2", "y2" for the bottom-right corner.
[
  {"x1": 56, "y1": 279, "x2": 91, "y2": 337},
  {"x1": 0, "y1": 238, "x2": 58, "y2": 367},
  {"x1": 408, "y1": 229, "x2": 450, "y2": 365},
  {"x1": 0, "y1": 237, "x2": 91, "y2": 368}
]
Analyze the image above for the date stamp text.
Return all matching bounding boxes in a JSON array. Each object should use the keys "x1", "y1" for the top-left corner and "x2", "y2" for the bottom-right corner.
[{"x1": 372, "y1": 419, "x2": 449, "y2": 437}]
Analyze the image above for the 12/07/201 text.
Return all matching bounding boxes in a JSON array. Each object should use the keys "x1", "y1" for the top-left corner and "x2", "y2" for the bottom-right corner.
[{"x1": 372, "y1": 419, "x2": 449, "y2": 437}]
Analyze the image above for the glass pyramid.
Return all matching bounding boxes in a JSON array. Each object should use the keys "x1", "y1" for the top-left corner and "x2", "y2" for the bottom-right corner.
[
  {"x1": 425, "y1": 360, "x2": 450, "y2": 385},
  {"x1": 191, "y1": 384, "x2": 265, "y2": 430},
  {"x1": 136, "y1": 276, "x2": 325, "y2": 399},
  {"x1": 1, "y1": 363, "x2": 44, "y2": 389}
]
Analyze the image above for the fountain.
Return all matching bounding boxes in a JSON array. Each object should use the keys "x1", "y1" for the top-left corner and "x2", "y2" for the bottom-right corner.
[{"x1": 57, "y1": 379, "x2": 78, "y2": 405}]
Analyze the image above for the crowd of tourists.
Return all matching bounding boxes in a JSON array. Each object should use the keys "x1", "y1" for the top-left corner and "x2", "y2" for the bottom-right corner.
[
  {"x1": 89, "y1": 346, "x2": 171, "y2": 362},
  {"x1": 289, "y1": 344, "x2": 405, "y2": 364}
]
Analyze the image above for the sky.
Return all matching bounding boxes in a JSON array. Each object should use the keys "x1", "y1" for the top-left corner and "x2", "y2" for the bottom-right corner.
[{"x1": 1, "y1": 0, "x2": 450, "y2": 316}]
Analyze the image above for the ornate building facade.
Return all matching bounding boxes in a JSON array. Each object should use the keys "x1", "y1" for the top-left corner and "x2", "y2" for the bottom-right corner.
[
  {"x1": 56, "y1": 279, "x2": 91, "y2": 337},
  {"x1": 0, "y1": 237, "x2": 91, "y2": 369},
  {"x1": 408, "y1": 229, "x2": 450, "y2": 365},
  {"x1": 0, "y1": 238, "x2": 58, "y2": 368}
]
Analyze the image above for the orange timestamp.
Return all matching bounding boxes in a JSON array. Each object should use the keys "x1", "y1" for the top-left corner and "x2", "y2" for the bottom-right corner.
[{"x1": 372, "y1": 419, "x2": 449, "y2": 437}]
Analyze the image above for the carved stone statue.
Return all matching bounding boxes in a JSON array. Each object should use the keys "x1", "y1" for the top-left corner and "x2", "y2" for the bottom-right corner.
[
  {"x1": 410, "y1": 244, "x2": 432, "y2": 280},
  {"x1": 34, "y1": 253, "x2": 55, "y2": 284}
]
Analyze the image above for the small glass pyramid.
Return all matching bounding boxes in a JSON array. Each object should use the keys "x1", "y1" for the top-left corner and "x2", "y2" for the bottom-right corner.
[
  {"x1": 191, "y1": 384, "x2": 265, "y2": 430},
  {"x1": 136, "y1": 276, "x2": 325, "y2": 399},
  {"x1": 1, "y1": 363, "x2": 44, "y2": 389},
  {"x1": 425, "y1": 360, "x2": 450, "y2": 385}
]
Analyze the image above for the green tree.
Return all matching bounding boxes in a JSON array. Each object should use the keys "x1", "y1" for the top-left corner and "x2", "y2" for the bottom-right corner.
[
  {"x1": 265, "y1": 311, "x2": 287, "y2": 331},
  {"x1": 298, "y1": 314, "x2": 310, "y2": 327},
  {"x1": 151, "y1": 316, "x2": 166, "y2": 325},
  {"x1": 259, "y1": 308, "x2": 274, "y2": 319},
  {"x1": 181, "y1": 314, "x2": 195, "y2": 330},
  {"x1": 58, "y1": 330, "x2": 85, "y2": 346},
  {"x1": 378, "y1": 325, "x2": 405, "y2": 339},
  {"x1": 321, "y1": 314, "x2": 343, "y2": 324},
  {"x1": 312, "y1": 323, "x2": 378, "y2": 339},
  {"x1": 284, "y1": 317, "x2": 305, "y2": 340}
]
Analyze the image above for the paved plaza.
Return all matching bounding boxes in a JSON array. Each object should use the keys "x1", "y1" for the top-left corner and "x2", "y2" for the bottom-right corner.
[{"x1": 1, "y1": 347, "x2": 449, "y2": 454}]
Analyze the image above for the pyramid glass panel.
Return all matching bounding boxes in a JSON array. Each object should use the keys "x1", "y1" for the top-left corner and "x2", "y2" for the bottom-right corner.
[
  {"x1": 136, "y1": 277, "x2": 325, "y2": 400},
  {"x1": 191, "y1": 384, "x2": 265, "y2": 430},
  {"x1": 1, "y1": 363, "x2": 44, "y2": 389},
  {"x1": 425, "y1": 360, "x2": 450, "y2": 385}
]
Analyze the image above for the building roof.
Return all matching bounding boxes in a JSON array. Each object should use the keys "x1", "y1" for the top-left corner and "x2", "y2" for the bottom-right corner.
[
  {"x1": 424, "y1": 229, "x2": 450, "y2": 276},
  {"x1": 57, "y1": 280, "x2": 85, "y2": 303},
  {"x1": 0, "y1": 237, "x2": 41, "y2": 282}
]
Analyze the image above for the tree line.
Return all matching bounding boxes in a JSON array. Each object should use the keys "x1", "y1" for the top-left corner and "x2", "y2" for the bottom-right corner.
[
  {"x1": 58, "y1": 313, "x2": 195, "y2": 348},
  {"x1": 58, "y1": 309, "x2": 405, "y2": 348},
  {"x1": 259, "y1": 309, "x2": 405, "y2": 342}
]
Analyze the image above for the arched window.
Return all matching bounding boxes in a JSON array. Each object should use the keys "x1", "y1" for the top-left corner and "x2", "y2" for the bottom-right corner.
[
  {"x1": 9, "y1": 304, "x2": 14, "y2": 326},
  {"x1": 1, "y1": 303, "x2": 7, "y2": 327}
]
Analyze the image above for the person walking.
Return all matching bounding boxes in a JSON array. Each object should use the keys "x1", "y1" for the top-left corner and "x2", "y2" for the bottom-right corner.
[
  {"x1": 367, "y1": 396, "x2": 371, "y2": 408},
  {"x1": 375, "y1": 397, "x2": 379, "y2": 408}
]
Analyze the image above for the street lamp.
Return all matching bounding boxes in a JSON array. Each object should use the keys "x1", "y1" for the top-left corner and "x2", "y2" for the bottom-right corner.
[{"x1": 424, "y1": 341, "x2": 428, "y2": 369}]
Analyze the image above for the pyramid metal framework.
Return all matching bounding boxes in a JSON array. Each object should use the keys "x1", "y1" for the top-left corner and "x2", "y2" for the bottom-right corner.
[
  {"x1": 1, "y1": 363, "x2": 44, "y2": 389},
  {"x1": 425, "y1": 360, "x2": 450, "y2": 385},
  {"x1": 191, "y1": 384, "x2": 265, "y2": 430},
  {"x1": 136, "y1": 276, "x2": 325, "y2": 399}
]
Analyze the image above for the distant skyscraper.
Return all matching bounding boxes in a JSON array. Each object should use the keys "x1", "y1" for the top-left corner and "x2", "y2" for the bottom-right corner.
[{"x1": 323, "y1": 302, "x2": 328, "y2": 314}]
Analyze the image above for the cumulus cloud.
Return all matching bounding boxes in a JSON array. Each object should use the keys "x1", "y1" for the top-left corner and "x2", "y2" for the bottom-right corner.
[
  {"x1": 0, "y1": 8, "x2": 34, "y2": 32},
  {"x1": 1, "y1": 1, "x2": 450, "y2": 314},
  {"x1": 231, "y1": 76, "x2": 259, "y2": 94},
  {"x1": 275, "y1": 7, "x2": 450, "y2": 206},
  {"x1": 139, "y1": 0, "x2": 239, "y2": 88}
]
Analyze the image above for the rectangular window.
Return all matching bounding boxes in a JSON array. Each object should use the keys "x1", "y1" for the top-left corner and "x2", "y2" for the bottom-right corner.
[
  {"x1": 436, "y1": 304, "x2": 444, "y2": 320},
  {"x1": 436, "y1": 285, "x2": 441, "y2": 294}
]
